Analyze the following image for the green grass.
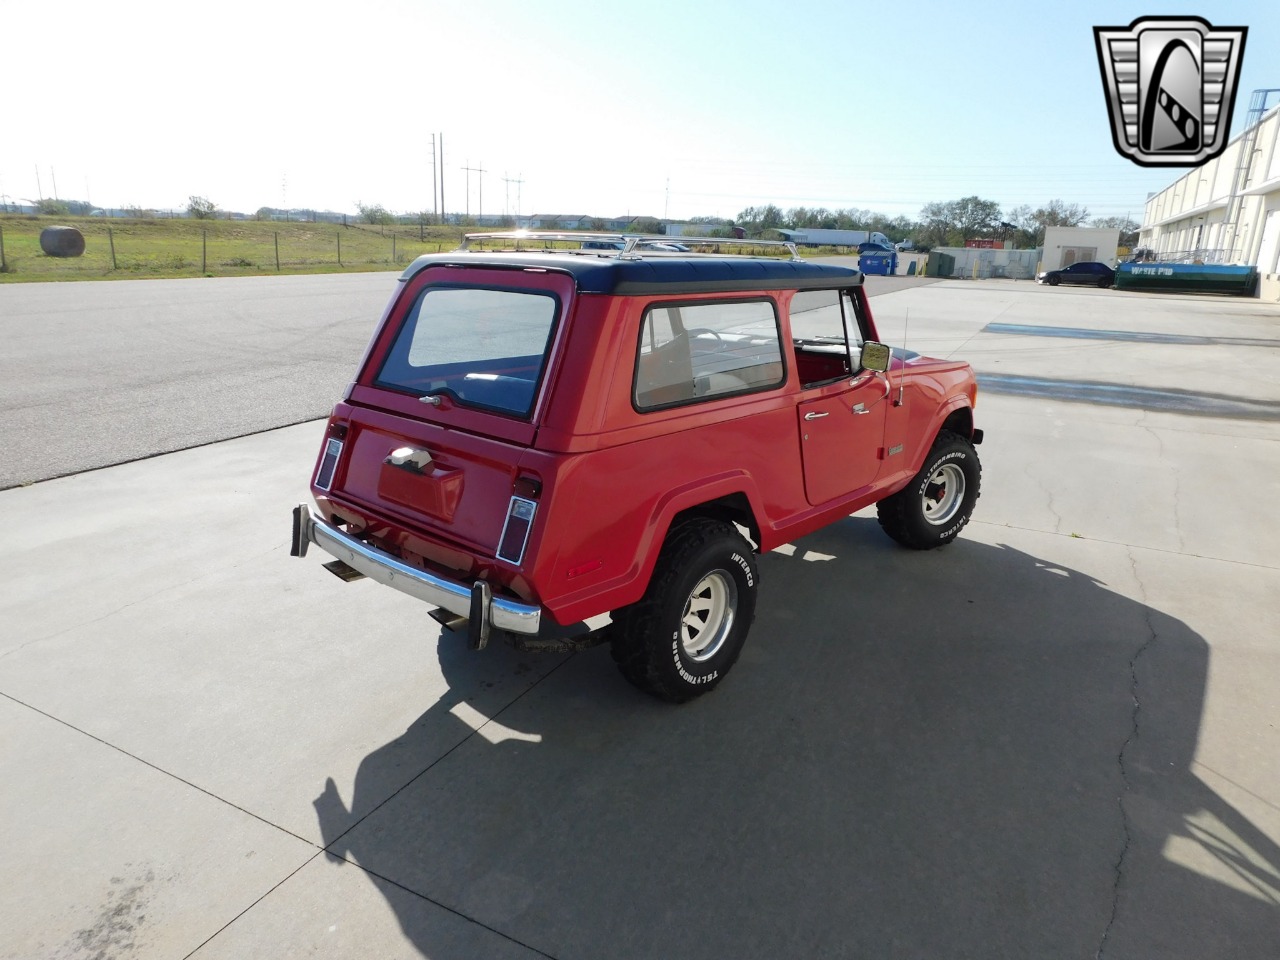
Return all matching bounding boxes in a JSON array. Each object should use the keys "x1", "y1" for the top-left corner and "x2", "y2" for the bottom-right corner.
[
  {"x1": 0, "y1": 215, "x2": 468, "y2": 282},
  {"x1": 0, "y1": 216, "x2": 833, "y2": 283}
]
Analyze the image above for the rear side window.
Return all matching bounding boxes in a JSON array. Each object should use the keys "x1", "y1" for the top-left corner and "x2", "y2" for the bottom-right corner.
[
  {"x1": 634, "y1": 299, "x2": 784, "y2": 410},
  {"x1": 375, "y1": 286, "x2": 559, "y2": 418}
]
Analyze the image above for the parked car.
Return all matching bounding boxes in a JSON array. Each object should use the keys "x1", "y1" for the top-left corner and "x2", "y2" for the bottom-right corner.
[
  {"x1": 1036, "y1": 261, "x2": 1116, "y2": 287},
  {"x1": 291, "y1": 232, "x2": 984, "y2": 702}
]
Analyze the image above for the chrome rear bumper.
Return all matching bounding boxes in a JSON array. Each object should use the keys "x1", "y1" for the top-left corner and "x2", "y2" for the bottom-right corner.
[{"x1": 291, "y1": 504, "x2": 542, "y2": 641}]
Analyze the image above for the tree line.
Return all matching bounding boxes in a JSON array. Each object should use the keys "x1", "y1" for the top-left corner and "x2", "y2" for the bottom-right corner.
[
  {"x1": 8, "y1": 194, "x2": 1140, "y2": 249},
  {"x1": 731, "y1": 197, "x2": 1139, "y2": 249}
]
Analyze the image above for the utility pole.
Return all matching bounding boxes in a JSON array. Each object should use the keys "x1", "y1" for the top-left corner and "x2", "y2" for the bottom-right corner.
[
  {"x1": 439, "y1": 133, "x2": 445, "y2": 224},
  {"x1": 503, "y1": 172, "x2": 525, "y2": 221},
  {"x1": 430, "y1": 133, "x2": 437, "y2": 222},
  {"x1": 462, "y1": 161, "x2": 486, "y2": 220}
]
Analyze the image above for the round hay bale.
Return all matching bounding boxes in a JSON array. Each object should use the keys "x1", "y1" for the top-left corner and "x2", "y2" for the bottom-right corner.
[{"x1": 40, "y1": 226, "x2": 86, "y2": 258}]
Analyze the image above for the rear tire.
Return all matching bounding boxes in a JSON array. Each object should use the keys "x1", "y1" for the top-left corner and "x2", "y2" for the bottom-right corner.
[
  {"x1": 877, "y1": 429, "x2": 981, "y2": 550},
  {"x1": 610, "y1": 518, "x2": 758, "y2": 703}
]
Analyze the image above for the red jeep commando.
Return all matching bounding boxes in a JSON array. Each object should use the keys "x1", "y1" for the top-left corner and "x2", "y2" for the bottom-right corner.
[{"x1": 292, "y1": 233, "x2": 983, "y2": 702}]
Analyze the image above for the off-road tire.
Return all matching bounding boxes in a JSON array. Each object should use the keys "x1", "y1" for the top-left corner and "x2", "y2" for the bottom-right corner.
[
  {"x1": 609, "y1": 518, "x2": 758, "y2": 703},
  {"x1": 877, "y1": 429, "x2": 981, "y2": 550}
]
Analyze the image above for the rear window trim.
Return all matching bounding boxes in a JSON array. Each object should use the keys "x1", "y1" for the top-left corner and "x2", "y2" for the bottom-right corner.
[{"x1": 372, "y1": 280, "x2": 564, "y2": 422}]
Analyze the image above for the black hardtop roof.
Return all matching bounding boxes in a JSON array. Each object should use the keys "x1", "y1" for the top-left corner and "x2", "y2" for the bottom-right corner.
[{"x1": 400, "y1": 250, "x2": 862, "y2": 295}]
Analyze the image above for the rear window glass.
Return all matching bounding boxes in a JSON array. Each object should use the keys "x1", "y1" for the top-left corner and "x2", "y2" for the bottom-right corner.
[
  {"x1": 634, "y1": 299, "x2": 784, "y2": 410},
  {"x1": 375, "y1": 286, "x2": 559, "y2": 418}
]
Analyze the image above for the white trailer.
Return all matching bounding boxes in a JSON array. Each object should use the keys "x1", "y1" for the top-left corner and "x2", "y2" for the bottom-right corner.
[{"x1": 776, "y1": 228, "x2": 893, "y2": 247}]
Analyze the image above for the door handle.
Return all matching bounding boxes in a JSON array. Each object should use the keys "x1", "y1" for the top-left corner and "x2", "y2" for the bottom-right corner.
[
  {"x1": 803, "y1": 411, "x2": 829, "y2": 420},
  {"x1": 852, "y1": 403, "x2": 869, "y2": 415}
]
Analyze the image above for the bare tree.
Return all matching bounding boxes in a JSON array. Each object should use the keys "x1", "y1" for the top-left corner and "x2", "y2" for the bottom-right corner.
[{"x1": 1092, "y1": 216, "x2": 1140, "y2": 247}]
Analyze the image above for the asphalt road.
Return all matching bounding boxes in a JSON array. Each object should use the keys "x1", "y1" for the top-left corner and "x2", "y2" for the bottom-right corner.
[
  {"x1": 0, "y1": 272, "x2": 394, "y2": 489},
  {"x1": 2, "y1": 274, "x2": 1278, "y2": 959},
  {"x1": 0, "y1": 267, "x2": 930, "y2": 489}
]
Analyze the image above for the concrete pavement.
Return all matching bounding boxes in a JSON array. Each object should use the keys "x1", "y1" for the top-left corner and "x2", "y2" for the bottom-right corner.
[{"x1": 2, "y1": 278, "x2": 1278, "y2": 958}]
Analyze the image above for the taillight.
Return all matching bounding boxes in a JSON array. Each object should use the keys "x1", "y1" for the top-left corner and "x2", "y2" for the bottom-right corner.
[
  {"x1": 496, "y1": 497, "x2": 537, "y2": 565},
  {"x1": 315, "y1": 438, "x2": 343, "y2": 491}
]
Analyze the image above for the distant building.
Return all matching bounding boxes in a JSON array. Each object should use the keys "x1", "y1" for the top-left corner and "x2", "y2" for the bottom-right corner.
[
  {"x1": 1137, "y1": 95, "x2": 1280, "y2": 300},
  {"x1": 1040, "y1": 226, "x2": 1122, "y2": 272},
  {"x1": 521, "y1": 214, "x2": 591, "y2": 229}
]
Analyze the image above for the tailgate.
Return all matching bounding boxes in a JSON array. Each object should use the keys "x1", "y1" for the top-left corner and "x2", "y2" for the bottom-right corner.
[{"x1": 333, "y1": 406, "x2": 526, "y2": 555}]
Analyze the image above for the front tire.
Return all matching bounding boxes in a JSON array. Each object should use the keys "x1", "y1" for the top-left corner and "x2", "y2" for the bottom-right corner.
[
  {"x1": 1047, "y1": 274, "x2": 1060, "y2": 286},
  {"x1": 610, "y1": 518, "x2": 758, "y2": 703},
  {"x1": 877, "y1": 429, "x2": 981, "y2": 549}
]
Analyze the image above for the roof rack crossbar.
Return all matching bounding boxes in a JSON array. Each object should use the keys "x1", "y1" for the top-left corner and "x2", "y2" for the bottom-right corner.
[{"x1": 459, "y1": 231, "x2": 802, "y2": 261}]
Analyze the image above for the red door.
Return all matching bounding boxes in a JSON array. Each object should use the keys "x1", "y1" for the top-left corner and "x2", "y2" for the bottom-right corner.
[{"x1": 796, "y1": 375, "x2": 889, "y2": 506}]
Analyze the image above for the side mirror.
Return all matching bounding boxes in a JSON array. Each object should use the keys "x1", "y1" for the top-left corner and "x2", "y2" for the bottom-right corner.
[{"x1": 859, "y1": 341, "x2": 891, "y2": 373}]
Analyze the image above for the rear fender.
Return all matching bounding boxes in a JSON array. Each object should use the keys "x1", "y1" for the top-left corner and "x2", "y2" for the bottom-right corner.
[{"x1": 544, "y1": 474, "x2": 763, "y2": 625}]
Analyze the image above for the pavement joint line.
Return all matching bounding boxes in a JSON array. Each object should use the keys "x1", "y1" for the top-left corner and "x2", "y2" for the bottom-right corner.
[
  {"x1": 0, "y1": 414, "x2": 330, "y2": 493},
  {"x1": 181, "y1": 849, "x2": 329, "y2": 960},
  {"x1": 319, "y1": 652, "x2": 577, "y2": 863},
  {"x1": 277, "y1": 654, "x2": 578, "y2": 960},
  {"x1": 6, "y1": 657, "x2": 573, "y2": 960},
  {"x1": 0, "y1": 689, "x2": 319, "y2": 848},
  {"x1": 305, "y1": 856, "x2": 561, "y2": 960},
  {"x1": 967, "y1": 518, "x2": 1280, "y2": 573},
  {"x1": 1192, "y1": 761, "x2": 1280, "y2": 818},
  {"x1": 3, "y1": 649, "x2": 576, "y2": 960}
]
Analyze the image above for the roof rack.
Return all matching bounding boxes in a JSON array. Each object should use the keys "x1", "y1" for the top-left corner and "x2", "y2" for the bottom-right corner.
[{"x1": 459, "y1": 231, "x2": 803, "y2": 261}]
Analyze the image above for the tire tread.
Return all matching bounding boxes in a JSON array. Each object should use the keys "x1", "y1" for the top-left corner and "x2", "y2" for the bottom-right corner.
[{"x1": 610, "y1": 518, "x2": 755, "y2": 703}]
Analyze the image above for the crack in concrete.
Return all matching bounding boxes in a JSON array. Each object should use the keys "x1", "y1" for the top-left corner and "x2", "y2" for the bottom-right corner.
[
  {"x1": 1135, "y1": 410, "x2": 1185, "y2": 553},
  {"x1": 1025, "y1": 459, "x2": 1064, "y2": 534},
  {"x1": 1097, "y1": 548, "x2": 1159, "y2": 959}
]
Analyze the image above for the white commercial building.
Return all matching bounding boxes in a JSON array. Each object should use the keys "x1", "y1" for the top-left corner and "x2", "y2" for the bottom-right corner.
[
  {"x1": 1040, "y1": 226, "x2": 1122, "y2": 273},
  {"x1": 1138, "y1": 94, "x2": 1280, "y2": 301}
]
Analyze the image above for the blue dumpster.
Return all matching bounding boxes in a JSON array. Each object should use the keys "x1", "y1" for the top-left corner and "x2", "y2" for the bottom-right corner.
[{"x1": 858, "y1": 250, "x2": 897, "y2": 275}]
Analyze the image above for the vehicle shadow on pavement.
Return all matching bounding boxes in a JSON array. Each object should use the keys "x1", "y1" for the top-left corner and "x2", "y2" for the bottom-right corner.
[{"x1": 314, "y1": 520, "x2": 1280, "y2": 959}]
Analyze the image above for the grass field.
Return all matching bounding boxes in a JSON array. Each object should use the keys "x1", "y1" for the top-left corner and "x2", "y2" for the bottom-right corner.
[
  {"x1": 0, "y1": 215, "x2": 827, "y2": 283},
  {"x1": 0, "y1": 215, "x2": 469, "y2": 282}
]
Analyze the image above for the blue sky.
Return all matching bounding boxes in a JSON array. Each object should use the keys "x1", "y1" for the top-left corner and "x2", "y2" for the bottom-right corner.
[{"x1": 2, "y1": 0, "x2": 1274, "y2": 224}]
